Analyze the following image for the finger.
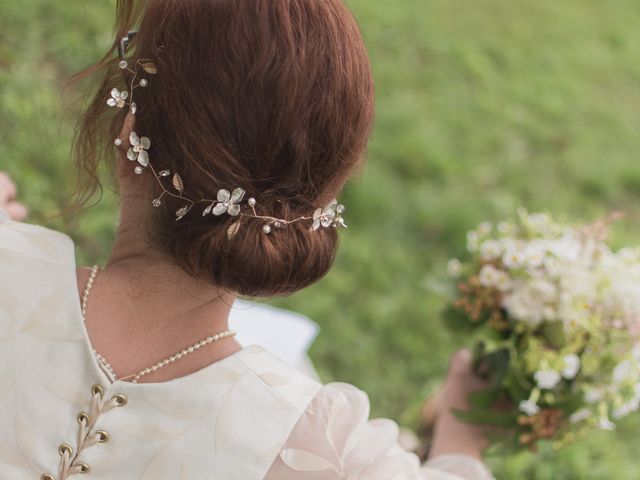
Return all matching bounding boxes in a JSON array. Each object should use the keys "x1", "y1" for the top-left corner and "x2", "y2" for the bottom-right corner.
[
  {"x1": 448, "y1": 348, "x2": 473, "y2": 376},
  {"x1": 0, "y1": 173, "x2": 17, "y2": 204},
  {"x1": 421, "y1": 386, "x2": 445, "y2": 427},
  {"x1": 4, "y1": 202, "x2": 28, "y2": 221},
  {"x1": 447, "y1": 349, "x2": 490, "y2": 393}
]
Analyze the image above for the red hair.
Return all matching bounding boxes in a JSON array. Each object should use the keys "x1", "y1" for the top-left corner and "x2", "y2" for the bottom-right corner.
[{"x1": 73, "y1": 0, "x2": 375, "y2": 297}]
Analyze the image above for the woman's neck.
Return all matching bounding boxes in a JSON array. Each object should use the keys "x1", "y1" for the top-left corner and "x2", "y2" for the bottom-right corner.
[{"x1": 78, "y1": 200, "x2": 241, "y2": 383}]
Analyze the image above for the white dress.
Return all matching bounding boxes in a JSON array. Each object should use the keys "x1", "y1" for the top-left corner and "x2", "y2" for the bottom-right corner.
[
  {"x1": 0, "y1": 216, "x2": 494, "y2": 480},
  {"x1": 229, "y1": 300, "x2": 321, "y2": 379}
]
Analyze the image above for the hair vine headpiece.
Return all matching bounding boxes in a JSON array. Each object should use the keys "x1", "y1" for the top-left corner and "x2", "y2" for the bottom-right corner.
[{"x1": 110, "y1": 31, "x2": 347, "y2": 238}]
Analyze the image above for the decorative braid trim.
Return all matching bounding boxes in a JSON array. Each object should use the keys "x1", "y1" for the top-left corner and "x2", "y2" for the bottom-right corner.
[{"x1": 42, "y1": 384, "x2": 127, "y2": 480}]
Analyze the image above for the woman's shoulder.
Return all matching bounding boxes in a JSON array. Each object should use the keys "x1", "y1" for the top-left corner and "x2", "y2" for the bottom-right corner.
[
  {"x1": 268, "y1": 381, "x2": 495, "y2": 480},
  {"x1": 230, "y1": 345, "x2": 323, "y2": 412},
  {"x1": 0, "y1": 218, "x2": 75, "y2": 269}
]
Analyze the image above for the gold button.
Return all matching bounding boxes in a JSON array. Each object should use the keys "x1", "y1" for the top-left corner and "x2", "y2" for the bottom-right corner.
[
  {"x1": 96, "y1": 430, "x2": 110, "y2": 443},
  {"x1": 91, "y1": 383, "x2": 104, "y2": 397},
  {"x1": 41, "y1": 474, "x2": 55, "y2": 480},
  {"x1": 77, "y1": 412, "x2": 90, "y2": 425},
  {"x1": 76, "y1": 462, "x2": 91, "y2": 474},
  {"x1": 112, "y1": 393, "x2": 128, "y2": 406},
  {"x1": 58, "y1": 443, "x2": 73, "y2": 456}
]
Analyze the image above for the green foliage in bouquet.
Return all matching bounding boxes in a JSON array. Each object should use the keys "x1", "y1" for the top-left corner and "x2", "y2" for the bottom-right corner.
[{"x1": 447, "y1": 209, "x2": 640, "y2": 451}]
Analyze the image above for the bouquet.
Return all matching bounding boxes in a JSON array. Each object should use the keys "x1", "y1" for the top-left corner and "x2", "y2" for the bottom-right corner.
[{"x1": 445, "y1": 209, "x2": 640, "y2": 450}]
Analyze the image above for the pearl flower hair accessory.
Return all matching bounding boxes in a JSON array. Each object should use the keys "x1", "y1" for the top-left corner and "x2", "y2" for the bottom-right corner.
[{"x1": 111, "y1": 31, "x2": 347, "y2": 239}]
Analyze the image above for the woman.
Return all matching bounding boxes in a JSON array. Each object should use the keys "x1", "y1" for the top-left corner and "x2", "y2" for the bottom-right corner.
[{"x1": 0, "y1": 1, "x2": 494, "y2": 479}]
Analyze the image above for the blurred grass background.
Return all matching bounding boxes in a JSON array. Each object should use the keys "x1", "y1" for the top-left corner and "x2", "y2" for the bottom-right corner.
[{"x1": 2, "y1": 0, "x2": 640, "y2": 478}]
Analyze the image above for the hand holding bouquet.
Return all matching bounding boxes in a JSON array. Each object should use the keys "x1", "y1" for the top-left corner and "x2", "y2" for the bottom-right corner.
[{"x1": 446, "y1": 209, "x2": 640, "y2": 450}]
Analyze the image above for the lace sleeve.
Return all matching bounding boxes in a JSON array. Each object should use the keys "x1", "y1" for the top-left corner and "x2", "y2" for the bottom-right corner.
[{"x1": 265, "y1": 382, "x2": 494, "y2": 480}]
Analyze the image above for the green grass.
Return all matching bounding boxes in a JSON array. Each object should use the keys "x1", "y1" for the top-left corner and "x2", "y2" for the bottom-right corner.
[{"x1": 2, "y1": 1, "x2": 640, "y2": 478}]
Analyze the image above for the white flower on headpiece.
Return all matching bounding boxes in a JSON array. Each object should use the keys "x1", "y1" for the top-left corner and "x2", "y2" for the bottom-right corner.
[
  {"x1": 127, "y1": 132, "x2": 151, "y2": 167},
  {"x1": 311, "y1": 201, "x2": 346, "y2": 231},
  {"x1": 107, "y1": 88, "x2": 128, "y2": 108},
  {"x1": 211, "y1": 188, "x2": 246, "y2": 217}
]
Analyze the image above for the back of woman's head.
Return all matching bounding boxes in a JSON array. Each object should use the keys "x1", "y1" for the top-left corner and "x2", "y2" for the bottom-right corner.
[{"x1": 74, "y1": 0, "x2": 374, "y2": 297}]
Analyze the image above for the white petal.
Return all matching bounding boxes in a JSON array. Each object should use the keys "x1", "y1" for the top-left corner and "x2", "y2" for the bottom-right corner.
[
  {"x1": 217, "y1": 189, "x2": 231, "y2": 202},
  {"x1": 129, "y1": 131, "x2": 140, "y2": 146},
  {"x1": 313, "y1": 208, "x2": 322, "y2": 221},
  {"x1": 175, "y1": 206, "x2": 189, "y2": 220},
  {"x1": 126, "y1": 148, "x2": 137, "y2": 161},
  {"x1": 212, "y1": 203, "x2": 228, "y2": 216},
  {"x1": 323, "y1": 204, "x2": 337, "y2": 218},
  {"x1": 137, "y1": 150, "x2": 149, "y2": 167},
  {"x1": 120, "y1": 90, "x2": 129, "y2": 100},
  {"x1": 230, "y1": 188, "x2": 245, "y2": 203},
  {"x1": 107, "y1": 98, "x2": 117, "y2": 107},
  {"x1": 311, "y1": 219, "x2": 321, "y2": 231},
  {"x1": 227, "y1": 204, "x2": 241, "y2": 216},
  {"x1": 202, "y1": 203, "x2": 214, "y2": 216},
  {"x1": 111, "y1": 88, "x2": 120, "y2": 99},
  {"x1": 140, "y1": 137, "x2": 151, "y2": 150}
]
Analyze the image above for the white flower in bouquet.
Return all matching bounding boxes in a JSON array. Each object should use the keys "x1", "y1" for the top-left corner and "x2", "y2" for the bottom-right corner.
[
  {"x1": 498, "y1": 221, "x2": 516, "y2": 235},
  {"x1": 602, "y1": 274, "x2": 640, "y2": 335},
  {"x1": 613, "y1": 359, "x2": 634, "y2": 385},
  {"x1": 447, "y1": 210, "x2": 640, "y2": 449},
  {"x1": 584, "y1": 387, "x2": 605, "y2": 405},
  {"x1": 522, "y1": 244, "x2": 546, "y2": 269},
  {"x1": 480, "y1": 240, "x2": 503, "y2": 261},
  {"x1": 535, "y1": 369, "x2": 562, "y2": 390},
  {"x1": 467, "y1": 231, "x2": 479, "y2": 252},
  {"x1": 447, "y1": 258, "x2": 462, "y2": 278},
  {"x1": 556, "y1": 268, "x2": 599, "y2": 330},
  {"x1": 502, "y1": 277, "x2": 557, "y2": 326},
  {"x1": 479, "y1": 264, "x2": 510, "y2": 291},
  {"x1": 548, "y1": 234, "x2": 581, "y2": 262},
  {"x1": 561, "y1": 354, "x2": 581, "y2": 380},
  {"x1": 569, "y1": 409, "x2": 592, "y2": 424},
  {"x1": 502, "y1": 245, "x2": 528, "y2": 270},
  {"x1": 519, "y1": 399, "x2": 541, "y2": 416},
  {"x1": 613, "y1": 399, "x2": 640, "y2": 420},
  {"x1": 477, "y1": 222, "x2": 493, "y2": 236},
  {"x1": 597, "y1": 417, "x2": 616, "y2": 431}
]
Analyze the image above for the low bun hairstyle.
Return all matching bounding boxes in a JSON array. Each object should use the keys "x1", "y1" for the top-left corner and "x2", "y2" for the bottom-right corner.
[
  {"x1": 72, "y1": 0, "x2": 375, "y2": 297},
  {"x1": 171, "y1": 206, "x2": 338, "y2": 298}
]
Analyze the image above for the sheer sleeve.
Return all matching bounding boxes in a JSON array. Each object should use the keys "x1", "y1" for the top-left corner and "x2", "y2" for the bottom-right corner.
[
  {"x1": 0, "y1": 207, "x2": 10, "y2": 223},
  {"x1": 265, "y1": 383, "x2": 494, "y2": 480}
]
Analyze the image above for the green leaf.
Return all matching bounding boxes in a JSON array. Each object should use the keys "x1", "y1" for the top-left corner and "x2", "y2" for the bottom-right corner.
[
  {"x1": 453, "y1": 407, "x2": 519, "y2": 428},
  {"x1": 442, "y1": 304, "x2": 477, "y2": 333},
  {"x1": 468, "y1": 387, "x2": 503, "y2": 409},
  {"x1": 474, "y1": 346, "x2": 511, "y2": 384},
  {"x1": 542, "y1": 321, "x2": 566, "y2": 348}
]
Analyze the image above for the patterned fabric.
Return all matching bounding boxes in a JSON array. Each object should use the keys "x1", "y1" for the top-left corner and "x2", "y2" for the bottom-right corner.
[{"x1": 0, "y1": 218, "x2": 493, "y2": 479}]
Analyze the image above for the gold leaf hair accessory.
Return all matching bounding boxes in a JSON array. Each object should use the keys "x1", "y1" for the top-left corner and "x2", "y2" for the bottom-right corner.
[{"x1": 111, "y1": 32, "x2": 347, "y2": 238}]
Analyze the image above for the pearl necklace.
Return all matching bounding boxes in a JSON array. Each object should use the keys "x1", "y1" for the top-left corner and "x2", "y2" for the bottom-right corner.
[{"x1": 81, "y1": 265, "x2": 236, "y2": 384}]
